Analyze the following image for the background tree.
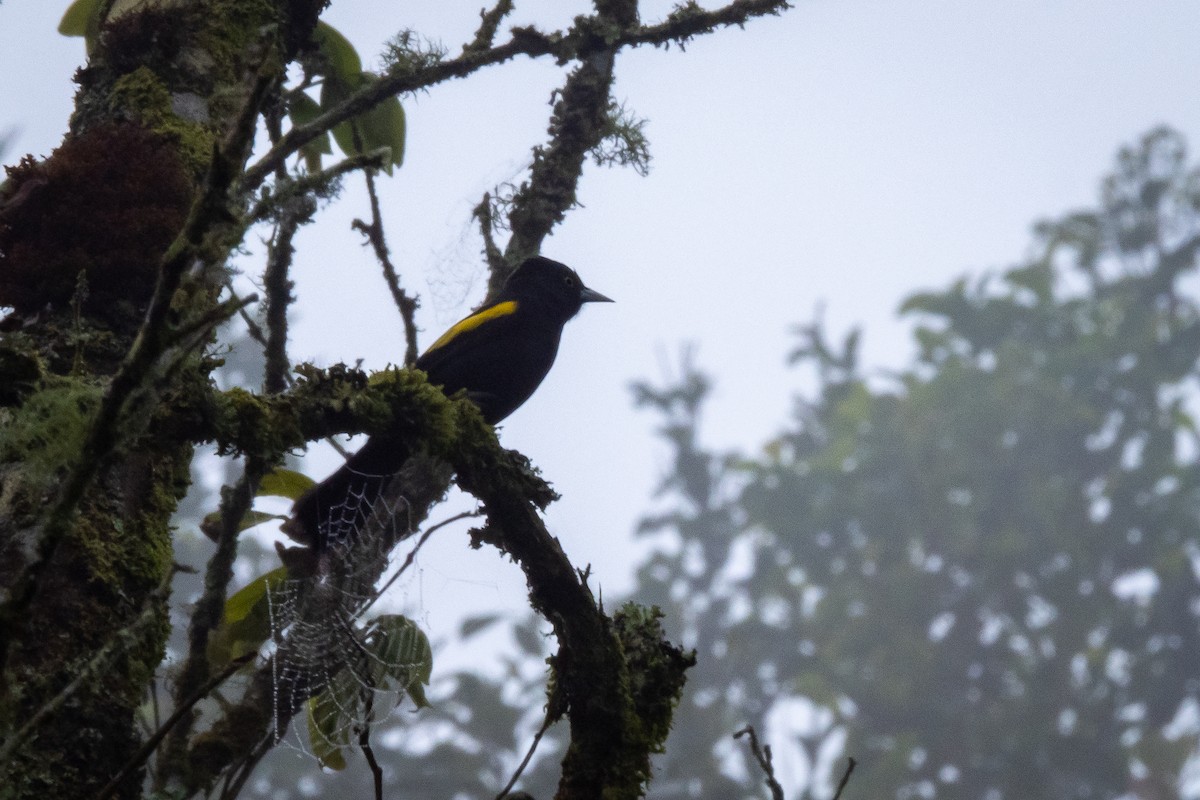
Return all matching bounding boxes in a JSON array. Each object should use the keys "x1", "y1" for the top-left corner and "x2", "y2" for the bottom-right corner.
[
  {"x1": 629, "y1": 127, "x2": 1200, "y2": 798},
  {"x1": 232, "y1": 127, "x2": 1200, "y2": 800},
  {"x1": 0, "y1": 2, "x2": 790, "y2": 798}
]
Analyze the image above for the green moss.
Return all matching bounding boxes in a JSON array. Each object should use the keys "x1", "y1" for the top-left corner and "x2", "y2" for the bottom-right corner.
[
  {"x1": 0, "y1": 378, "x2": 102, "y2": 483},
  {"x1": 613, "y1": 604, "x2": 695, "y2": 752},
  {"x1": 1, "y1": 440, "x2": 179, "y2": 798},
  {"x1": 108, "y1": 66, "x2": 214, "y2": 175},
  {"x1": 71, "y1": 467, "x2": 178, "y2": 597},
  {"x1": 200, "y1": 365, "x2": 478, "y2": 463},
  {"x1": 216, "y1": 386, "x2": 303, "y2": 457},
  {"x1": 197, "y1": 0, "x2": 286, "y2": 122},
  {"x1": 598, "y1": 604, "x2": 696, "y2": 796}
]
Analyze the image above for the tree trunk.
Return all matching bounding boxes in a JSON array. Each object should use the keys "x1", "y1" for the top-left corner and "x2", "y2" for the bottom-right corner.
[{"x1": 0, "y1": 2, "x2": 323, "y2": 796}]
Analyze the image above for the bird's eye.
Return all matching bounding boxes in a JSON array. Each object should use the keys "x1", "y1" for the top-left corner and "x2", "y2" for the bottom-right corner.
[{"x1": 564, "y1": 275, "x2": 578, "y2": 288}]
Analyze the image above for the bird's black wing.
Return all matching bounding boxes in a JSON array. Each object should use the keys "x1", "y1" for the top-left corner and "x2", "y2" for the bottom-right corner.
[
  {"x1": 288, "y1": 295, "x2": 561, "y2": 549},
  {"x1": 416, "y1": 298, "x2": 560, "y2": 423}
]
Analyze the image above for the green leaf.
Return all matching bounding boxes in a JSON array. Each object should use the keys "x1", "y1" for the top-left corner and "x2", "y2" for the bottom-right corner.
[
  {"x1": 58, "y1": 0, "x2": 99, "y2": 35},
  {"x1": 289, "y1": 92, "x2": 333, "y2": 171},
  {"x1": 307, "y1": 693, "x2": 350, "y2": 770},
  {"x1": 330, "y1": 118, "x2": 359, "y2": 163},
  {"x1": 290, "y1": 92, "x2": 320, "y2": 123},
  {"x1": 289, "y1": 92, "x2": 331, "y2": 146},
  {"x1": 314, "y1": 22, "x2": 363, "y2": 82},
  {"x1": 58, "y1": 0, "x2": 101, "y2": 51},
  {"x1": 258, "y1": 468, "x2": 316, "y2": 501},
  {"x1": 302, "y1": 614, "x2": 431, "y2": 768},
  {"x1": 224, "y1": 566, "x2": 288, "y2": 624},
  {"x1": 321, "y1": 72, "x2": 361, "y2": 156},
  {"x1": 362, "y1": 614, "x2": 432, "y2": 702},
  {"x1": 357, "y1": 95, "x2": 406, "y2": 171},
  {"x1": 206, "y1": 567, "x2": 289, "y2": 667},
  {"x1": 200, "y1": 509, "x2": 285, "y2": 538},
  {"x1": 322, "y1": 73, "x2": 406, "y2": 173}
]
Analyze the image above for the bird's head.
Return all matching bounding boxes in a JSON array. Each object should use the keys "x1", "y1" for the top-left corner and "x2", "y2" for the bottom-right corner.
[{"x1": 503, "y1": 256, "x2": 613, "y2": 321}]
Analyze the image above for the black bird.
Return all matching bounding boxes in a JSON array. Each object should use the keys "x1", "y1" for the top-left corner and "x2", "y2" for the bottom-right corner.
[{"x1": 287, "y1": 256, "x2": 612, "y2": 547}]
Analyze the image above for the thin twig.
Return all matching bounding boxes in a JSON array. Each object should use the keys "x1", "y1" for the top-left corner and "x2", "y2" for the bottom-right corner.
[
  {"x1": 622, "y1": 0, "x2": 792, "y2": 49},
  {"x1": 495, "y1": 706, "x2": 556, "y2": 800},
  {"x1": 465, "y1": 0, "x2": 516, "y2": 53},
  {"x1": 264, "y1": 199, "x2": 312, "y2": 394},
  {"x1": 155, "y1": 463, "x2": 266, "y2": 788},
  {"x1": 352, "y1": 169, "x2": 419, "y2": 365},
  {"x1": 473, "y1": 191, "x2": 506, "y2": 275},
  {"x1": 218, "y1": 733, "x2": 275, "y2": 800},
  {"x1": 341, "y1": 623, "x2": 384, "y2": 800},
  {"x1": 166, "y1": 293, "x2": 260, "y2": 353},
  {"x1": 240, "y1": 33, "x2": 560, "y2": 194},
  {"x1": 94, "y1": 653, "x2": 255, "y2": 800},
  {"x1": 246, "y1": 149, "x2": 389, "y2": 225},
  {"x1": 359, "y1": 722, "x2": 384, "y2": 800},
  {"x1": 226, "y1": 281, "x2": 270, "y2": 347},
  {"x1": 356, "y1": 510, "x2": 481, "y2": 620},
  {"x1": 733, "y1": 726, "x2": 785, "y2": 800},
  {"x1": 832, "y1": 756, "x2": 856, "y2": 800}
]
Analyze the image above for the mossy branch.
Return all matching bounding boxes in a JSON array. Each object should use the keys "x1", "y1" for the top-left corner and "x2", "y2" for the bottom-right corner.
[
  {"x1": 240, "y1": 29, "x2": 563, "y2": 193},
  {"x1": 240, "y1": 0, "x2": 791, "y2": 209},
  {"x1": 177, "y1": 364, "x2": 455, "y2": 459},
  {"x1": 456, "y1": 445, "x2": 694, "y2": 799},
  {"x1": 496, "y1": 0, "x2": 790, "y2": 291},
  {"x1": 498, "y1": 36, "x2": 621, "y2": 286},
  {"x1": 465, "y1": 0, "x2": 517, "y2": 54},
  {"x1": 623, "y1": 0, "x2": 792, "y2": 48},
  {"x1": 166, "y1": 369, "x2": 691, "y2": 798},
  {"x1": 352, "y1": 170, "x2": 420, "y2": 366},
  {"x1": 263, "y1": 196, "x2": 313, "y2": 393}
]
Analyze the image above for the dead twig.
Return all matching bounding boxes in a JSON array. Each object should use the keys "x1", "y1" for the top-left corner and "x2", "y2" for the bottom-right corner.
[
  {"x1": 832, "y1": 756, "x2": 856, "y2": 800},
  {"x1": 352, "y1": 169, "x2": 419, "y2": 365},
  {"x1": 733, "y1": 726, "x2": 785, "y2": 800}
]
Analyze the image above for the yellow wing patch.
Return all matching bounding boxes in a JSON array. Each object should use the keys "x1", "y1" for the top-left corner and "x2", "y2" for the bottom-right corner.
[{"x1": 425, "y1": 300, "x2": 518, "y2": 354}]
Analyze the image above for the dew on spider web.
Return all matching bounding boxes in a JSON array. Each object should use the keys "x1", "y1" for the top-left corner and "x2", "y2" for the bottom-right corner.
[{"x1": 264, "y1": 466, "x2": 430, "y2": 760}]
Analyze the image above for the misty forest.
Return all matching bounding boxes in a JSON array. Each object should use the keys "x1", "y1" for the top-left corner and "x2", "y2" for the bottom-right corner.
[{"x1": 1, "y1": 2, "x2": 1199, "y2": 799}]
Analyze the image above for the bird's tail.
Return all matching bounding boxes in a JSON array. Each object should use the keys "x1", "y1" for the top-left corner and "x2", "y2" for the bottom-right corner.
[{"x1": 283, "y1": 437, "x2": 403, "y2": 550}]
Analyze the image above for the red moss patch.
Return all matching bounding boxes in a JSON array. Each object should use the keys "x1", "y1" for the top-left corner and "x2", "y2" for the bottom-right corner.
[{"x1": 0, "y1": 123, "x2": 193, "y2": 322}]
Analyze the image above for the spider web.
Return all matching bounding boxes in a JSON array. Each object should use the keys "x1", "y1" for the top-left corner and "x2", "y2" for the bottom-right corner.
[{"x1": 264, "y1": 464, "x2": 428, "y2": 760}]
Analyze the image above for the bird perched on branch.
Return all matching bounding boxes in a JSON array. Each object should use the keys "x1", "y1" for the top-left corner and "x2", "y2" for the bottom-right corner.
[{"x1": 287, "y1": 256, "x2": 613, "y2": 548}]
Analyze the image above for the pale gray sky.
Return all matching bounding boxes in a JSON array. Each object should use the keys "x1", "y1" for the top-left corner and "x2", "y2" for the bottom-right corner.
[{"x1": 4, "y1": 0, "x2": 1200, "y2": 637}]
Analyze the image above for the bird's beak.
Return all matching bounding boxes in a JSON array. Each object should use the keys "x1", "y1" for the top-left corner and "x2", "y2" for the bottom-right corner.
[{"x1": 580, "y1": 286, "x2": 614, "y2": 303}]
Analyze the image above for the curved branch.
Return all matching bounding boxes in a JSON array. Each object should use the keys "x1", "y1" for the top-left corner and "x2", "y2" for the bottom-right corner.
[
  {"x1": 240, "y1": 29, "x2": 562, "y2": 194},
  {"x1": 622, "y1": 0, "x2": 792, "y2": 49},
  {"x1": 454, "y1": 442, "x2": 692, "y2": 799},
  {"x1": 497, "y1": 0, "x2": 791, "y2": 290}
]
